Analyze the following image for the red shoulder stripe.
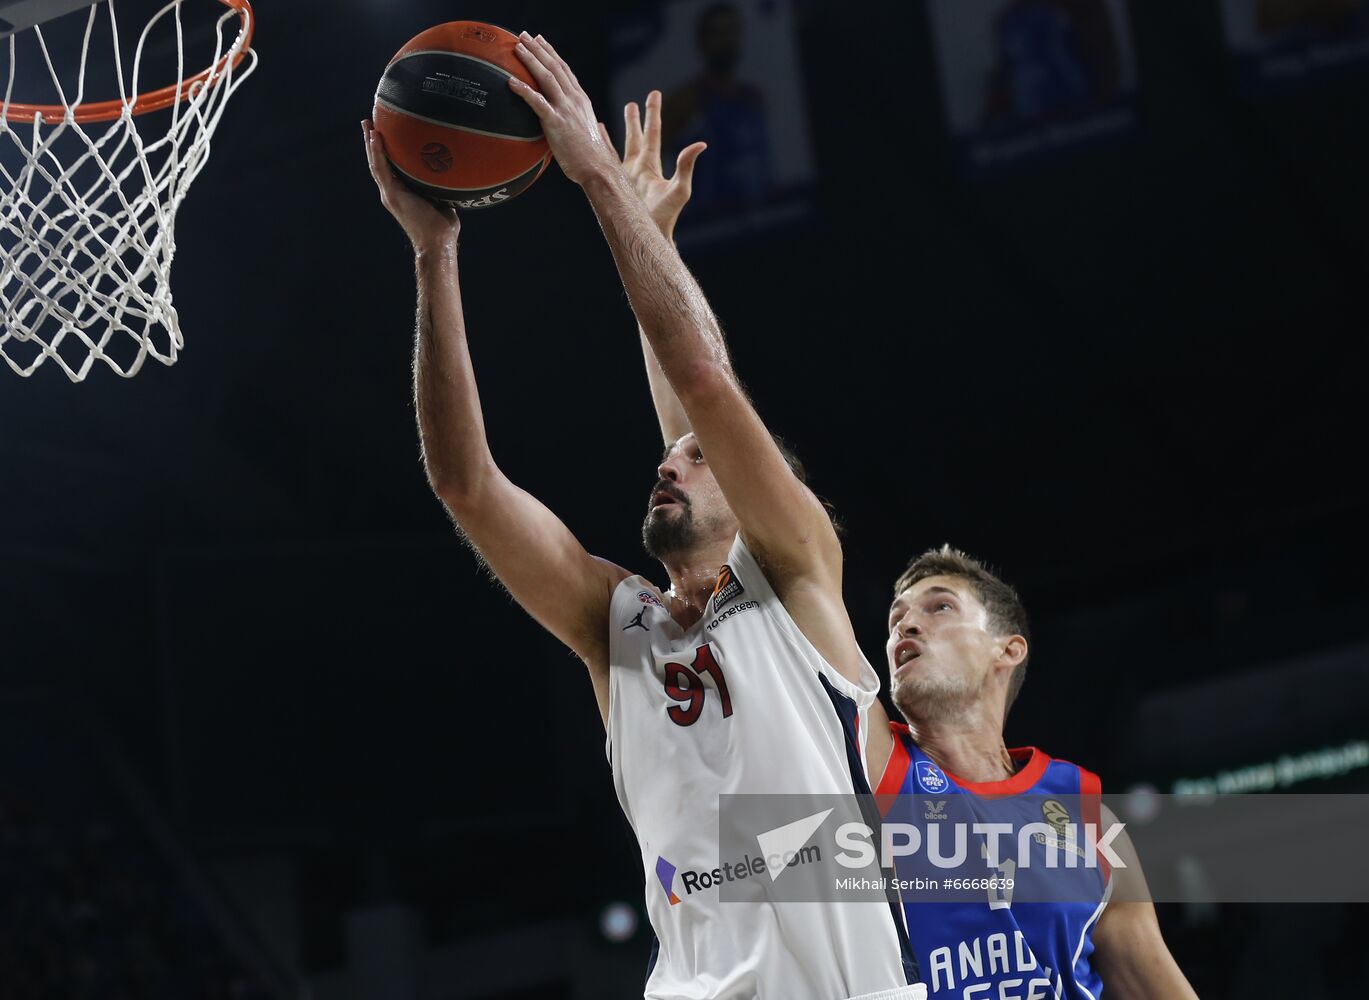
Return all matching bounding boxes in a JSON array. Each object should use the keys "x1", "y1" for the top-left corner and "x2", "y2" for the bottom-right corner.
[
  {"x1": 875, "y1": 724, "x2": 911, "y2": 818},
  {"x1": 1078, "y1": 765, "x2": 1110, "y2": 882}
]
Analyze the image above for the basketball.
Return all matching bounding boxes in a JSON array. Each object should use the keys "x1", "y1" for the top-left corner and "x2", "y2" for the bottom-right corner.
[{"x1": 372, "y1": 21, "x2": 550, "y2": 210}]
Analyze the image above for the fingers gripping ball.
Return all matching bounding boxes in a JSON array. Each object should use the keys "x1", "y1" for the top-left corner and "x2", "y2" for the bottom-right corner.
[{"x1": 373, "y1": 22, "x2": 550, "y2": 210}]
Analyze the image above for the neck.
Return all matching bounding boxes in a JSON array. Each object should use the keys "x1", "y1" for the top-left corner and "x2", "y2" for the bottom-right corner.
[
  {"x1": 661, "y1": 537, "x2": 733, "y2": 624},
  {"x1": 903, "y1": 701, "x2": 1015, "y2": 785}
]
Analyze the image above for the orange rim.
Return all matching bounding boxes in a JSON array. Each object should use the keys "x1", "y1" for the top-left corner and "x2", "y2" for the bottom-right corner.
[{"x1": 1, "y1": 0, "x2": 255, "y2": 125}]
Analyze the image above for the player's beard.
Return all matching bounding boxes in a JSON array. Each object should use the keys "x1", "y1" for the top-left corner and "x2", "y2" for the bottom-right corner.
[
  {"x1": 642, "y1": 500, "x2": 697, "y2": 560},
  {"x1": 892, "y1": 664, "x2": 990, "y2": 725}
]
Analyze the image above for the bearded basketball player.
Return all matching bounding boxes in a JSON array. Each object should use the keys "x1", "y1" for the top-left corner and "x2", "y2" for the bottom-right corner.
[{"x1": 362, "y1": 32, "x2": 923, "y2": 1000}]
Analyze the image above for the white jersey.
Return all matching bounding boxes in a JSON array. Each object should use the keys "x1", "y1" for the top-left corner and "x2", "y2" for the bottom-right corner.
[{"x1": 607, "y1": 535, "x2": 924, "y2": 1000}]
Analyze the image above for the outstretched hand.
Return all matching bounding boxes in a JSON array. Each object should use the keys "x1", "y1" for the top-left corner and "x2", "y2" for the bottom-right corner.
[
  {"x1": 362, "y1": 120, "x2": 460, "y2": 254},
  {"x1": 508, "y1": 32, "x2": 621, "y2": 187},
  {"x1": 621, "y1": 91, "x2": 706, "y2": 241}
]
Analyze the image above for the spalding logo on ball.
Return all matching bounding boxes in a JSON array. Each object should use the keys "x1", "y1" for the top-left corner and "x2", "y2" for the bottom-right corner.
[{"x1": 373, "y1": 21, "x2": 550, "y2": 210}]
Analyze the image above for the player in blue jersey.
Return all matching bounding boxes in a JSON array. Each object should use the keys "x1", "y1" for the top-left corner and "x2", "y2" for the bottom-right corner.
[{"x1": 863, "y1": 547, "x2": 1197, "y2": 998}]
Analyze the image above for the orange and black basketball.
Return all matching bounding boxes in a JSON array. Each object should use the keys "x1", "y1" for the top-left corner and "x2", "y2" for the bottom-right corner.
[{"x1": 373, "y1": 21, "x2": 550, "y2": 210}]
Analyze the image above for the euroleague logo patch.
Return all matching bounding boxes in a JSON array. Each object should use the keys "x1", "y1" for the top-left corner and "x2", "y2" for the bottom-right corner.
[
  {"x1": 637, "y1": 590, "x2": 664, "y2": 608},
  {"x1": 1042, "y1": 799, "x2": 1071, "y2": 836},
  {"x1": 915, "y1": 760, "x2": 949, "y2": 794},
  {"x1": 711, "y1": 565, "x2": 744, "y2": 613},
  {"x1": 419, "y1": 142, "x2": 453, "y2": 172}
]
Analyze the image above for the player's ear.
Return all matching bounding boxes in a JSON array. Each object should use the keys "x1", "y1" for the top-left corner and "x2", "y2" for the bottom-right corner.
[{"x1": 996, "y1": 634, "x2": 1027, "y2": 671}]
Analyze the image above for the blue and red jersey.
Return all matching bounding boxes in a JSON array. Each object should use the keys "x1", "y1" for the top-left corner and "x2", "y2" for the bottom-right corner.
[{"x1": 876, "y1": 722, "x2": 1109, "y2": 999}]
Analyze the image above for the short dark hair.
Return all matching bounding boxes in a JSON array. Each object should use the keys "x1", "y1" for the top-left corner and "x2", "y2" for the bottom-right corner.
[
  {"x1": 893, "y1": 545, "x2": 1031, "y2": 714},
  {"x1": 663, "y1": 431, "x2": 806, "y2": 482}
]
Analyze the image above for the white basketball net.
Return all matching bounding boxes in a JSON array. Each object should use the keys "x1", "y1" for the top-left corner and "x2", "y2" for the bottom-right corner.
[{"x1": 0, "y1": 1, "x2": 255, "y2": 380}]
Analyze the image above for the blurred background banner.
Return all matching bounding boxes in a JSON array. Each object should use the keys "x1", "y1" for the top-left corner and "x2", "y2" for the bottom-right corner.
[
  {"x1": 927, "y1": 0, "x2": 1139, "y2": 172},
  {"x1": 1219, "y1": 0, "x2": 1369, "y2": 90},
  {"x1": 608, "y1": 0, "x2": 818, "y2": 247},
  {"x1": 1118, "y1": 639, "x2": 1369, "y2": 795}
]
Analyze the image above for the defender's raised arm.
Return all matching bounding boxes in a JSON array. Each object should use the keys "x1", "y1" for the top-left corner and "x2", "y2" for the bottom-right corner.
[
  {"x1": 362, "y1": 121, "x2": 628, "y2": 715},
  {"x1": 619, "y1": 91, "x2": 705, "y2": 446}
]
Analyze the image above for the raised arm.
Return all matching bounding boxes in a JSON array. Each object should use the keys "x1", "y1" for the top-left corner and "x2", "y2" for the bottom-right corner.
[
  {"x1": 619, "y1": 92, "x2": 706, "y2": 445},
  {"x1": 363, "y1": 121, "x2": 630, "y2": 717},
  {"x1": 509, "y1": 37, "x2": 843, "y2": 600}
]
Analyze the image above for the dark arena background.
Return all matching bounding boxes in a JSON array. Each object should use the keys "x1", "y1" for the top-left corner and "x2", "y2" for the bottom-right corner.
[{"x1": 3, "y1": 0, "x2": 1368, "y2": 997}]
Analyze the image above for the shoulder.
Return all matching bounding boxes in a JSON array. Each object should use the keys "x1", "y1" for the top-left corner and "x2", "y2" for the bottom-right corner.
[
  {"x1": 1032, "y1": 749, "x2": 1102, "y2": 793},
  {"x1": 591, "y1": 557, "x2": 638, "y2": 595},
  {"x1": 598, "y1": 563, "x2": 676, "y2": 626},
  {"x1": 573, "y1": 558, "x2": 643, "y2": 666}
]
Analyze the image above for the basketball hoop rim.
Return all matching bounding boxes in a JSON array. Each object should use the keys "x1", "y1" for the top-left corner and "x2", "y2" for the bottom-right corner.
[{"x1": 0, "y1": 0, "x2": 255, "y2": 125}]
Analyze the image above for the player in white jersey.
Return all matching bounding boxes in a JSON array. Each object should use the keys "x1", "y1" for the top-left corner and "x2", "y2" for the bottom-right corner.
[{"x1": 362, "y1": 32, "x2": 924, "y2": 1000}]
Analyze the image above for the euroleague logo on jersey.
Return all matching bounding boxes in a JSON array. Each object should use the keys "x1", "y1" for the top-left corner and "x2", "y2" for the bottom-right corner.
[
  {"x1": 711, "y1": 565, "x2": 744, "y2": 612},
  {"x1": 916, "y1": 760, "x2": 950, "y2": 794},
  {"x1": 1042, "y1": 799, "x2": 1072, "y2": 836}
]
